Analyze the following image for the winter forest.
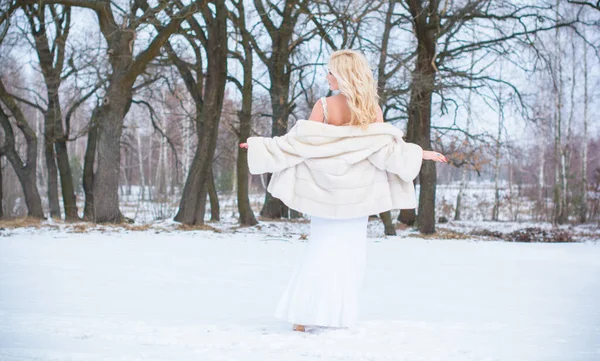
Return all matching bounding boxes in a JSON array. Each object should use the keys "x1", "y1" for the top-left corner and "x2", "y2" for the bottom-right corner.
[
  {"x1": 0, "y1": 0, "x2": 599, "y2": 232},
  {"x1": 2, "y1": 1, "x2": 600, "y2": 360}
]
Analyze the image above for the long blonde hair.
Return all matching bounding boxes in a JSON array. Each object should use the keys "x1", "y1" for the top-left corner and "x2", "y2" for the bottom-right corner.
[{"x1": 328, "y1": 50, "x2": 380, "y2": 127}]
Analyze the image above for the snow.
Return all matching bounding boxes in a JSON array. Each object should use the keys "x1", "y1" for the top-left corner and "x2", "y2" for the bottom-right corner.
[{"x1": 1, "y1": 222, "x2": 599, "y2": 361}]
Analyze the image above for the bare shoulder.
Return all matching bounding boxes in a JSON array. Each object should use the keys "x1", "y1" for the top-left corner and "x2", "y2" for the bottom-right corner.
[
  {"x1": 375, "y1": 105, "x2": 384, "y2": 123},
  {"x1": 325, "y1": 94, "x2": 346, "y2": 105},
  {"x1": 308, "y1": 97, "x2": 325, "y2": 123}
]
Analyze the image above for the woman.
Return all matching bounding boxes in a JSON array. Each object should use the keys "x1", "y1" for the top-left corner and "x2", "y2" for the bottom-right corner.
[{"x1": 240, "y1": 50, "x2": 447, "y2": 332}]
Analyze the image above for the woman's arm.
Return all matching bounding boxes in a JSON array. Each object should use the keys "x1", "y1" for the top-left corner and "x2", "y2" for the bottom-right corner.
[
  {"x1": 239, "y1": 101, "x2": 324, "y2": 149},
  {"x1": 423, "y1": 150, "x2": 448, "y2": 163},
  {"x1": 239, "y1": 123, "x2": 305, "y2": 175},
  {"x1": 422, "y1": 150, "x2": 448, "y2": 163},
  {"x1": 369, "y1": 142, "x2": 448, "y2": 182}
]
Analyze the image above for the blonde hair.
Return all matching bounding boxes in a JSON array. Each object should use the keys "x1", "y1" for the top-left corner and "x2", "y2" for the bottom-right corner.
[{"x1": 328, "y1": 50, "x2": 380, "y2": 127}]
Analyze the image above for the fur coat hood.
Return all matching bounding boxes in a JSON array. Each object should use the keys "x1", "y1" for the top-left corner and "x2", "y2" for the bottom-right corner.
[{"x1": 247, "y1": 119, "x2": 423, "y2": 219}]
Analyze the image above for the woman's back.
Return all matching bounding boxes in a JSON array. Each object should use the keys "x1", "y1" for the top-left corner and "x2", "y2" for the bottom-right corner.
[
  {"x1": 309, "y1": 94, "x2": 383, "y2": 125},
  {"x1": 322, "y1": 94, "x2": 352, "y2": 126}
]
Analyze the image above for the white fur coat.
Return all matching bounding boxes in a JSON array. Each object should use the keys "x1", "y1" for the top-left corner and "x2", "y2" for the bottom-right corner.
[{"x1": 247, "y1": 119, "x2": 423, "y2": 219}]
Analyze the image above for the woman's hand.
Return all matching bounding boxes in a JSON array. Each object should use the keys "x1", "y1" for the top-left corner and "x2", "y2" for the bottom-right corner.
[
  {"x1": 239, "y1": 143, "x2": 248, "y2": 149},
  {"x1": 422, "y1": 150, "x2": 448, "y2": 163}
]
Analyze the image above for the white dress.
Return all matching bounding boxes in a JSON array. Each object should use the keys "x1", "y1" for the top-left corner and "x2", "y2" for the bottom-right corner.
[
  {"x1": 275, "y1": 215, "x2": 369, "y2": 327},
  {"x1": 274, "y1": 98, "x2": 369, "y2": 328}
]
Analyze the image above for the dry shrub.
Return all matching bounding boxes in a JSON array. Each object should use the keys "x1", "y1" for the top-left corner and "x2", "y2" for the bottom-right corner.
[
  {"x1": 121, "y1": 224, "x2": 152, "y2": 231},
  {"x1": 68, "y1": 223, "x2": 91, "y2": 233},
  {"x1": 66, "y1": 222, "x2": 162, "y2": 233},
  {"x1": 504, "y1": 227, "x2": 575, "y2": 243},
  {"x1": 257, "y1": 216, "x2": 309, "y2": 223},
  {"x1": 470, "y1": 229, "x2": 504, "y2": 239},
  {"x1": 412, "y1": 228, "x2": 471, "y2": 240},
  {"x1": 470, "y1": 227, "x2": 576, "y2": 242},
  {"x1": 0, "y1": 217, "x2": 45, "y2": 229},
  {"x1": 176, "y1": 223, "x2": 222, "y2": 233}
]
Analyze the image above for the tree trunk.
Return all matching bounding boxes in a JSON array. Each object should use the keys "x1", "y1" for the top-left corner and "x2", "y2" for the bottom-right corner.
[
  {"x1": 418, "y1": 162, "x2": 437, "y2": 234},
  {"x1": 155, "y1": 137, "x2": 165, "y2": 196},
  {"x1": 83, "y1": 113, "x2": 98, "y2": 221},
  {"x1": 93, "y1": 88, "x2": 132, "y2": 222},
  {"x1": 17, "y1": 167, "x2": 45, "y2": 218},
  {"x1": 236, "y1": 145, "x2": 257, "y2": 225},
  {"x1": 455, "y1": 33, "x2": 475, "y2": 221},
  {"x1": 552, "y1": 2, "x2": 567, "y2": 225},
  {"x1": 26, "y1": 4, "x2": 78, "y2": 220},
  {"x1": 260, "y1": 174, "x2": 288, "y2": 218},
  {"x1": 558, "y1": 28, "x2": 576, "y2": 224},
  {"x1": 174, "y1": 0, "x2": 228, "y2": 225},
  {"x1": 48, "y1": 102, "x2": 79, "y2": 220},
  {"x1": 377, "y1": 2, "x2": 397, "y2": 236},
  {"x1": 580, "y1": 29, "x2": 589, "y2": 223},
  {"x1": 398, "y1": 208, "x2": 416, "y2": 226},
  {"x1": 0, "y1": 86, "x2": 45, "y2": 219},
  {"x1": 55, "y1": 139, "x2": 78, "y2": 219},
  {"x1": 0, "y1": 156, "x2": 4, "y2": 218},
  {"x1": 236, "y1": 83, "x2": 258, "y2": 225},
  {"x1": 402, "y1": 0, "x2": 441, "y2": 234},
  {"x1": 454, "y1": 188, "x2": 463, "y2": 221},
  {"x1": 1, "y1": 125, "x2": 44, "y2": 218},
  {"x1": 380, "y1": 211, "x2": 396, "y2": 236},
  {"x1": 208, "y1": 168, "x2": 220, "y2": 222},
  {"x1": 136, "y1": 126, "x2": 147, "y2": 201},
  {"x1": 538, "y1": 145, "x2": 545, "y2": 220},
  {"x1": 409, "y1": 43, "x2": 437, "y2": 234},
  {"x1": 492, "y1": 66, "x2": 503, "y2": 221},
  {"x1": 260, "y1": 80, "x2": 292, "y2": 218},
  {"x1": 290, "y1": 209, "x2": 303, "y2": 218},
  {"x1": 255, "y1": 0, "x2": 296, "y2": 219},
  {"x1": 234, "y1": 42, "x2": 258, "y2": 225},
  {"x1": 45, "y1": 97, "x2": 79, "y2": 220},
  {"x1": 44, "y1": 130, "x2": 61, "y2": 218}
]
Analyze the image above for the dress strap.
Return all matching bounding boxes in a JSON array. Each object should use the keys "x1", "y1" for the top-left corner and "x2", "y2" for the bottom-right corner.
[{"x1": 320, "y1": 97, "x2": 328, "y2": 124}]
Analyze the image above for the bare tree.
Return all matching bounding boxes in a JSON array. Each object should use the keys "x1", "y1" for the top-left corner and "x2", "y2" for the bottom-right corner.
[
  {"x1": 374, "y1": 0, "x2": 407, "y2": 236},
  {"x1": 580, "y1": 23, "x2": 589, "y2": 223},
  {"x1": 82, "y1": 106, "x2": 98, "y2": 220},
  {"x1": 454, "y1": 32, "x2": 476, "y2": 222},
  {"x1": 249, "y1": 0, "x2": 314, "y2": 218},
  {"x1": 0, "y1": 0, "x2": 18, "y2": 43},
  {"x1": 0, "y1": 156, "x2": 3, "y2": 218},
  {"x1": 21, "y1": 3, "x2": 93, "y2": 220},
  {"x1": 23, "y1": 0, "x2": 206, "y2": 222},
  {"x1": 0, "y1": 79, "x2": 44, "y2": 218},
  {"x1": 401, "y1": 0, "x2": 444, "y2": 234},
  {"x1": 550, "y1": 0, "x2": 568, "y2": 225},
  {"x1": 229, "y1": 0, "x2": 258, "y2": 226},
  {"x1": 491, "y1": 62, "x2": 505, "y2": 221},
  {"x1": 172, "y1": 0, "x2": 228, "y2": 225},
  {"x1": 398, "y1": 0, "x2": 576, "y2": 233}
]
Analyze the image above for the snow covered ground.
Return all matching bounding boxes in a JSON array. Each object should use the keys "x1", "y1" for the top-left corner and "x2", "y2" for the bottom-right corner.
[{"x1": 1, "y1": 221, "x2": 599, "y2": 361}]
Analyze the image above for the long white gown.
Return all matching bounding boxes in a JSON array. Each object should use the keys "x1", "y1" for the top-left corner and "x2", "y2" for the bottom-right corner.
[{"x1": 275, "y1": 215, "x2": 369, "y2": 328}]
